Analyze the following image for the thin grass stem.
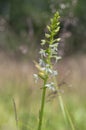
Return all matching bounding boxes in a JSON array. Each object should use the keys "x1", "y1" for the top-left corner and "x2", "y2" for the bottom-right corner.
[
  {"x1": 53, "y1": 76, "x2": 76, "y2": 130},
  {"x1": 12, "y1": 98, "x2": 19, "y2": 130}
]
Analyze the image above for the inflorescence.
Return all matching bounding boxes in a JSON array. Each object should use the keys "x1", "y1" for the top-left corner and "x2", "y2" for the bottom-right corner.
[{"x1": 34, "y1": 12, "x2": 61, "y2": 91}]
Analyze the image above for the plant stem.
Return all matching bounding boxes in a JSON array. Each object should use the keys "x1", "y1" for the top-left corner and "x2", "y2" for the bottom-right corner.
[
  {"x1": 53, "y1": 76, "x2": 75, "y2": 130},
  {"x1": 12, "y1": 98, "x2": 19, "y2": 130},
  {"x1": 38, "y1": 78, "x2": 47, "y2": 130}
]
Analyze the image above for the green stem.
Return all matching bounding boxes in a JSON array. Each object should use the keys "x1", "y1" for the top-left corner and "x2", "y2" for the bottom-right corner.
[
  {"x1": 38, "y1": 78, "x2": 47, "y2": 130},
  {"x1": 53, "y1": 76, "x2": 75, "y2": 130},
  {"x1": 12, "y1": 98, "x2": 19, "y2": 130}
]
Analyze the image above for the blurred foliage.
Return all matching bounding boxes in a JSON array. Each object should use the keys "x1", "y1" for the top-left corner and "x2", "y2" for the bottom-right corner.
[
  {"x1": 0, "y1": 0, "x2": 86, "y2": 55},
  {"x1": 0, "y1": 72, "x2": 86, "y2": 130}
]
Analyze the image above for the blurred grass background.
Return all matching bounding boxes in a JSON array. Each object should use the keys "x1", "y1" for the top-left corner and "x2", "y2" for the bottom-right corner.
[
  {"x1": 0, "y1": 53, "x2": 86, "y2": 130},
  {"x1": 0, "y1": 0, "x2": 86, "y2": 129}
]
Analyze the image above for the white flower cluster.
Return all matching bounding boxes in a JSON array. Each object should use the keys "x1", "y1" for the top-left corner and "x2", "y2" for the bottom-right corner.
[
  {"x1": 34, "y1": 12, "x2": 61, "y2": 91},
  {"x1": 39, "y1": 59, "x2": 57, "y2": 76},
  {"x1": 45, "y1": 82, "x2": 55, "y2": 91}
]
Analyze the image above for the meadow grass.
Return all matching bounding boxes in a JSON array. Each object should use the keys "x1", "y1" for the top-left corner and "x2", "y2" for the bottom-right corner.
[{"x1": 0, "y1": 54, "x2": 86, "y2": 130}]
